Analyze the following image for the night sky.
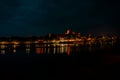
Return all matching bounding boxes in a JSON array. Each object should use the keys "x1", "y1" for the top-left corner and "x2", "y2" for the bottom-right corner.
[{"x1": 0, "y1": 0, "x2": 120, "y2": 36}]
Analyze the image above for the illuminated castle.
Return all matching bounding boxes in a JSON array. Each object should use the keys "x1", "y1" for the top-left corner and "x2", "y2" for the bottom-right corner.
[
  {"x1": 65, "y1": 28, "x2": 81, "y2": 38},
  {"x1": 65, "y1": 29, "x2": 71, "y2": 34}
]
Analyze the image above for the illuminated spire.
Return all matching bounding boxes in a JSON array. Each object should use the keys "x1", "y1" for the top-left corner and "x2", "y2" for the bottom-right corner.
[{"x1": 65, "y1": 26, "x2": 71, "y2": 34}]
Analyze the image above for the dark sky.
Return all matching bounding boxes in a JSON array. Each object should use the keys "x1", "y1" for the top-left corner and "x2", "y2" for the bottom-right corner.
[{"x1": 0, "y1": 0, "x2": 120, "y2": 36}]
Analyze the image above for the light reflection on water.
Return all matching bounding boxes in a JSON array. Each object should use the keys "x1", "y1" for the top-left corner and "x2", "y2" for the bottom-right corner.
[{"x1": 0, "y1": 43, "x2": 113, "y2": 55}]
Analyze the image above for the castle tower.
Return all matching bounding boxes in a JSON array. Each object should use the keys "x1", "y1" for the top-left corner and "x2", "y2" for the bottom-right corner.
[
  {"x1": 65, "y1": 29, "x2": 71, "y2": 34},
  {"x1": 65, "y1": 27, "x2": 71, "y2": 34}
]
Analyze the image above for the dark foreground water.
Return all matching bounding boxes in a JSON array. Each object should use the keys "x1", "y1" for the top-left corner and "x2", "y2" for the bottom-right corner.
[{"x1": 0, "y1": 42, "x2": 120, "y2": 79}]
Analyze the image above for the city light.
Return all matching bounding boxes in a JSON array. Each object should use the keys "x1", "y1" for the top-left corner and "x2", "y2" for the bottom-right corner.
[{"x1": 0, "y1": 29, "x2": 118, "y2": 55}]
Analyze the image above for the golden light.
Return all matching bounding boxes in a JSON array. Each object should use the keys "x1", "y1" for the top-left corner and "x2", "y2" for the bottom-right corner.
[
  {"x1": 25, "y1": 41, "x2": 31, "y2": 44},
  {"x1": 35, "y1": 41, "x2": 39, "y2": 43},
  {"x1": 51, "y1": 40, "x2": 56, "y2": 43},
  {"x1": 52, "y1": 44, "x2": 56, "y2": 47},
  {"x1": 13, "y1": 45, "x2": 17, "y2": 48},
  {"x1": 60, "y1": 44, "x2": 66, "y2": 47},
  {"x1": 1, "y1": 41, "x2": 8, "y2": 44},
  {"x1": 1, "y1": 45, "x2": 6, "y2": 49},
  {"x1": 13, "y1": 41, "x2": 19, "y2": 45},
  {"x1": 13, "y1": 49, "x2": 16, "y2": 53},
  {"x1": 35, "y1": 40, "x2": 44, "y2": 43}
]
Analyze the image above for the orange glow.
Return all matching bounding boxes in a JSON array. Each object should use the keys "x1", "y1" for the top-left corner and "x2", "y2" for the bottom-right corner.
[
  {"x1": 35, "y1": 40, "x2": 44, "y2": 43},
  {"x1": 36, "y1": 48, "x2": 44, "y2": 54},
  {"x1": 0, "y1": 41, "x2": 8, "y2": 44},
  {"x1": 67, "y1": 47, "x2": 71, "y2": 55},
  {"x1": 13, "y1": 42, "x2": 19, "y2": 45},
  {"x1": 65, "y1": 29, "x2": 70, "y2": 34},
  {"x1": 25, "y1": 41, "x2": 31, "y2": 44},
  {"x1": 51, "y1": 40, "x2": 56, "y2": 42},
  {"x1": 87, "y1": 38, "x2": 92, "y2": 41}
]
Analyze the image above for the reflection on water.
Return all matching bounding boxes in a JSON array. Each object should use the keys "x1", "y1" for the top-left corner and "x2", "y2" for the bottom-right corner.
[
  {"x1": 13, "y1": 49, "x2": 16, "y2": 53},
  {"x1": 26, "y1": 48, "x2": 30, "y2": 54},
  {"x1": 36, "y1": 48, "x2": 44, "y2": 54},
  {"x1": 1, "y1": 50, "x2": 5, "y2": 55},
  {"x1": 0, "y1": 43, "x2": 114, "y2": 55},
  {"x1": 1, "y1": 45, "x2": 6, "y2": 49},
  {"x1": 26, "y1": 44, "x2": 30, "y2": 48}
]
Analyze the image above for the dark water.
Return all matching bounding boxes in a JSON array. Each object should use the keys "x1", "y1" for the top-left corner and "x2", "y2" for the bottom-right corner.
[{"x1": 0, "y1": 43, "x2": 120, "y2": 79}]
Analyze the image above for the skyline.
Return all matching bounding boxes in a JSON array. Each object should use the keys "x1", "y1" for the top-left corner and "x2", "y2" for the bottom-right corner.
[
  {"x1": 0, "y1": 0, "x2": 120, "y2": 36},
  {"x1": 0, "y1": 28, "x2": 118, "y2": 37}
]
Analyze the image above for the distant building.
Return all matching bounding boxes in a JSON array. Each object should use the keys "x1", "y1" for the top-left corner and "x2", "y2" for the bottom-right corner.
[{"x1": 65, "y1": 29, "x2": 71, "y2": 35}]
